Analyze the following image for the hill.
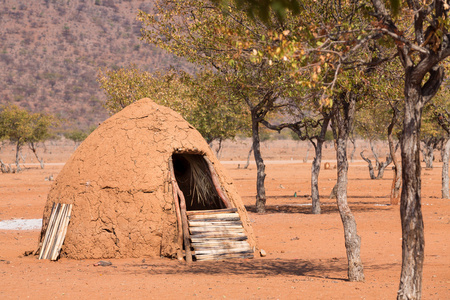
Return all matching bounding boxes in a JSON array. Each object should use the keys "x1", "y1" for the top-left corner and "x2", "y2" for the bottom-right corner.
[{"x1": 0, "y1": 0, "x2": 191, "y2": 129}]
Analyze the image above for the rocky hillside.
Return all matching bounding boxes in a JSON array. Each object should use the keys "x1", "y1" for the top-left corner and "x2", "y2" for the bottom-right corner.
[{"x1": 0, "y1": 0, "x2": 190, "y2": 129}]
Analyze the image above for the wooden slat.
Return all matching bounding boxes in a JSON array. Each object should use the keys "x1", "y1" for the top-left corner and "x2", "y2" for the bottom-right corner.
[
  {"x1": 189, "y1": 226, "x2": 245, "y2": 235},
  {"x1": 38, "y1": 202, "x2": 58, "y2": 259},
  {"x1": 190, "y1": 232, "x2": 248, "y2": 240},
  {"x1": 189, "y1": 217, "x2": 241, "y2": 222},
  {"x1": 49, "y1": 204, "x2": 68, "y2": 260},
  {"x1": 186, "y1": 208, "x2": 237, "y2": 216},
  {"x1": 168, "y1": 157, "x2": 184, "y2": 260},
  {"x1": 39, "y1": 203, "x2": 73, "y2": 260},
  {"x1": 176, "y1": 188, "x2": 192, "y2": 263},
  {"x1": 196, "y1": 253, "x2": 254, "y2": 261},
  {"x1": 192, "y1": 241, "x2": 251, "y2": 250},
  {"x1": 194, "y1": 246, "x2": 253, "y2": 256},
  {"x1": 186, "y1": 208, "x2": 253, "y2": 262},
  {"x1": 188, "y1": 220, "x2": 243, "y2": 227},
  {"x1": 50, "y1": 204, "x2": 72, "y2": 260},
  {"x1": 187, "y1": 213, "x2": 240, "y2": 220},
  {"x1": 42, "y1": 203, "x2": 64, "y2": 259}
]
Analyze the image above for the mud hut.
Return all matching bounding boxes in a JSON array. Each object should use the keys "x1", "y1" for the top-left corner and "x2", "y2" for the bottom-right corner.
[{"x1": 38, "y1": 98, "x2": 255, "y2": 261}]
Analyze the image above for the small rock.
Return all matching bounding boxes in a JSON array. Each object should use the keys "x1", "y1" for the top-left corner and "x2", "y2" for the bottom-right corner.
[
  {"x1": 260, "y1": 249, "x2": 266, "y2": 257},
  {"x1": 93, "y1": 260, "x2": 112, "y2": 267}
]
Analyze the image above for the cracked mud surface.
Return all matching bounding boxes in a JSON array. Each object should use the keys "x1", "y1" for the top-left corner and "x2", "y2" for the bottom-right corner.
[{"x1": 40, "y1": 99, "x2": 255, "y2": 259}]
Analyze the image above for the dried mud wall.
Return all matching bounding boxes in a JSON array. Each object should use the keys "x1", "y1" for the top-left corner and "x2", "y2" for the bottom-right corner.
[{"x1": 40, "y1": 98, "x2": 255, "y2": 259}]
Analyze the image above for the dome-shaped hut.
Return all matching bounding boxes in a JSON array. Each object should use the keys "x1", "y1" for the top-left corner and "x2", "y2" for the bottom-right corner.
[{"x1": 38, "y1": 98, "x2": 255, "y2": 260}]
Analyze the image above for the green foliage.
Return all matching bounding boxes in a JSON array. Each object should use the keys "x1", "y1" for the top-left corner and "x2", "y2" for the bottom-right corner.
[
  {"x1": 324, "y1": 130, "x2": 334, "y2": 142},
  {"x1": 97, "y1": 66, "x2": 249, "y2": 143},
  {"x1": 389, "y1": 0, "x2": 401, "y2": 17},
  {"x1": 63, "y1": 126, "x2": 96, "y2": 144},
  {"x1": 138, "y1": 0, "x2": 304, "y2": 138},
  {"x1": 97, "y1": 66, "x2": 154, "y2": 113},
  {"x1": 0, "y1": 104, "x2": 57, "y2": 146},
  {"x1": 212, "y1": 0, "x2": 301, "y2": 23}
]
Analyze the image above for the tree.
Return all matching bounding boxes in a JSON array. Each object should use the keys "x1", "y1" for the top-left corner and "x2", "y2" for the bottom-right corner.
[
  {"x1": 63, "y1": 126, "x2": 96, "y2": 149},
  {"x1": 420, "y1": 101, "x2": 448, "y2": 168},
  {"x1": 0, "y1": 104, "x2": 56, "y2": 170},
  {"x1": 331, "y1": 89, "x2": 365, "y2": 282},
  {"x1": 227, "y1": 0, "x2": 372, "y2": 280},
  {"x1": 356, "y1": 100, "x2": 398, "y2": 180},
  {"x1": 247, "y1": 0, "x2": 449, "y2": 291},
  {"x1": 436, "y1": 108, "x2": 450, "y2": 198},
  {"x1": 388, "y1": 100, "x2": 402, "y2": 205},
  {"x1": 138, "y1": 0, "x2": 301, "y2": 213},
  {"x1": 98, "y1": 66, "x2": 249, "y2": 145},
  {"x1": 370, "y1": 1, "x2": 450, "y2": 298},
  {"x1": 432, "y1": 85, "x2": 450, "y2": 199},
  {"x1": 261, "y1": 103, "x2": 332, "y2": 215}
]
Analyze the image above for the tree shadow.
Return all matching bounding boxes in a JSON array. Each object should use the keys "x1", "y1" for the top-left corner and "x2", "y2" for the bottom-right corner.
[
  {"x1": 245, "y1": 202, "x2": 392, "y2": 214},
  {"x1": 121, "y1": 258, "x2": 346, "y2": 280},
  {"x1": 118, "y1": 258, "x2": 398, "y2": 282}
]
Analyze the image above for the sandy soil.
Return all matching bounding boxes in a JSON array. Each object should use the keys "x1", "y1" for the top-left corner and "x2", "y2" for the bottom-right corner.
[{"x1": 0, "y1": 139, "x2": 449, "y2": 299}]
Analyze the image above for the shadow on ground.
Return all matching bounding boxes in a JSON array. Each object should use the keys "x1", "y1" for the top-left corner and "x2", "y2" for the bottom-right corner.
[
  {"x1": 125, "y1": 258, "x2": 342, "y2": 279},
  {"x1": 245, "y1": 203, "x2": 393, "y2": 214},
  {"x1": 119, "y1": 258, "x2": 397, "y2": 281}
]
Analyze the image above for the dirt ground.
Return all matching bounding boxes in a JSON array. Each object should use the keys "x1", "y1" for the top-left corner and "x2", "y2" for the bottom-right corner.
[{"x1": 0, "y1": 139, "x2": 449, "y2": 299}]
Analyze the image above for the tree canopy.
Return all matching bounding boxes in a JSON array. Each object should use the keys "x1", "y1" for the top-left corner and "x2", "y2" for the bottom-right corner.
[
  {"x1": 97, "y1": 66, "x2": 249, "y2": 144},
  {"x1": 0, "y1": 104, "x2": 57, "y2": 170}
]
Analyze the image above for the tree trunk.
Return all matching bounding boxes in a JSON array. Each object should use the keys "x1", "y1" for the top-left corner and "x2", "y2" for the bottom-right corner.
[
  {"x1": 243, "y1": 147, "x2": 253, "y2": 169},
  {"x1": 332, "y1": 93, "x2": 365, "y2": 282},
  {"x1": 29, "y1": 142, "x2": 45, "y2": 169},
  {"x1": 311, "y1": 115, "x2": 330, "y2": 214},
  {"x1": 349, "y1": 137, "x2": 357, "y2": 162},
  {"x1": 369, "y1": 139, "x2": 380, "y2": 169},
  {"x1": 360, "y1": 151, "x2": 377, "y2": 179},
  {"x1": 441, "y1": 138, "x2": 450, "y2": 199},
  {"x1": 15, "y1": 141, "x2": 22, "y2": 172},
  {"x1": 388, "y1": 109, "x2": 401, "y2": 205},
  {"x1": 376, "y1": 155, "x2": 392, "y2": 179},
  {"x1": 303, "y1": 144, "x2": 310, "y2": 163},
  {"x1": 421, "y1": 143, "x2": 434, "y2": 168},
  {"x1": 397, "y1": 84, "x2": 424, "y2": 300},
  {"x1": 251, "y1": 111, "x2": 266, "y2": 213},
  {"x1": 215, "y1": 138, "x2": 223, "y2": 159},
  {"x1": 0, "y1": 159, "x2": 11, "y2": 173}
]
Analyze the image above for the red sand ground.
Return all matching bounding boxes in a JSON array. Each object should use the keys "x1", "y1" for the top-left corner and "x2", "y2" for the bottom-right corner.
[{"x1": 0, "y1": 139, "x2": 449, "y2": 299}]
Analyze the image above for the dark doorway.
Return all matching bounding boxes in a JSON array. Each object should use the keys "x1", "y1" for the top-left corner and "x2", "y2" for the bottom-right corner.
[{"x1": 172, "y1": 154, "x2": 225, "y2": 211}]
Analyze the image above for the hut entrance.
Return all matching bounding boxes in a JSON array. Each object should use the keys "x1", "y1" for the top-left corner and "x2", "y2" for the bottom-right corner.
[
  {"x1": 171, "y1": 154, "x2": 226, "y2": 211},
  {"x1": 169, "y1": 154, "x2": 253, "y2": 262}
]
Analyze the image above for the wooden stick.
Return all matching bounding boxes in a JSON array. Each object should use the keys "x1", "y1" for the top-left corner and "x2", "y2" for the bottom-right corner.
[
  {"x1": 176, "y1": 186, "x2": 193, "y2": 263},
  {"x1": 203, "y1": 157, "x2": 232, "y2": 208},
  {"x1": 50, "y1": 204, "x2": 68, "y2": 260},
  {"x1": 47, "y1": 204, "x2": 66, "y2": 259},
  {"x1": 51, "y1": 204, "x2": 72, "y2": 260},
  {"x1": 39, "y1": 202, "x2": 57, "y2": 259},
  {"x1": 168, "y1": 157, "x2": 184, "y2": 261},
  {"x1": 40, "y1": 203, "x2": 62, "y2": 259}
]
